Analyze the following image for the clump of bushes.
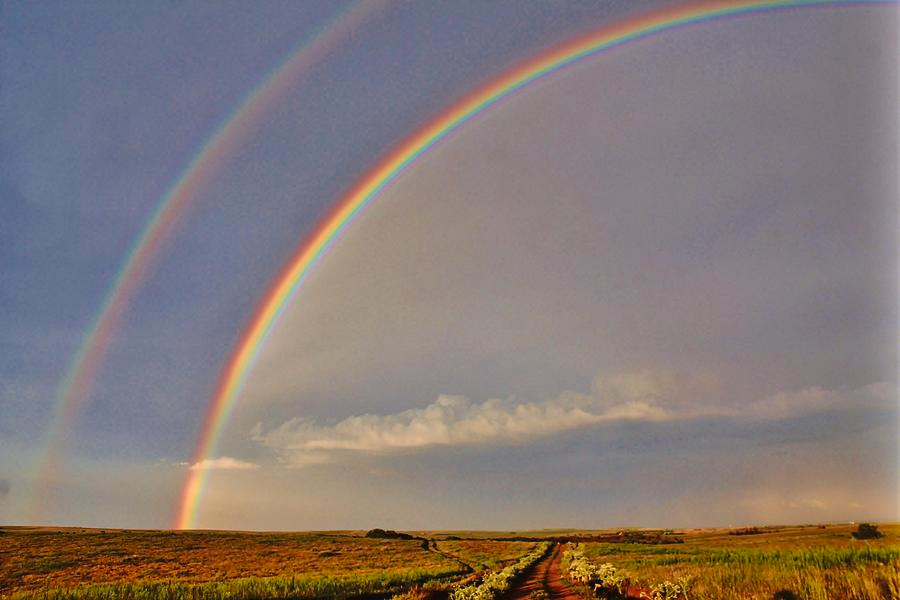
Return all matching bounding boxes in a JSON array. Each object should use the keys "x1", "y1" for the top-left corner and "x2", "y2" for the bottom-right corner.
[
  {"x1": 728, "y1": 526, "x2": 764, "y2": 536},
  {"x1": 615, "y1": 530, "x2": 684, "y2": 544},
  {"x1": 564, "y1": 544, "x2": 626, "y2": 599},
  {"x1": 565, "y1": 545, "x2": 697, "y2": 600},
  {"x1": 366, "y1": 528, "x2": 417, "y2": 540},
  {"x1": 851, "y1": 523, "x2": 883, "y2": 540}
]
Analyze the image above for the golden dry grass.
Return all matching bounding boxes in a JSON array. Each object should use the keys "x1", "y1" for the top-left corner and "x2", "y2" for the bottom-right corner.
[
  {"x1": 0, "y1": 527, "x2": 458, "y2": 597},
  {"x1": 432, "y1": 540, "x2": 537, "y2": 571}
]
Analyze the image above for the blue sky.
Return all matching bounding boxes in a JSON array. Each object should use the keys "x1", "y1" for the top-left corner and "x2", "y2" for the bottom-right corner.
[{"x1": 0, "y1": 1, "x2": 897, "y2": 529}]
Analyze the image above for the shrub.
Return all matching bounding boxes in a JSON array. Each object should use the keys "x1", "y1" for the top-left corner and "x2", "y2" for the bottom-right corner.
[
  {"x1": 728, "y1": 527, "x2": 763, "y2": 536},
  {"x1": 366, "y1": 529, "x2": 415, "y2": 540},
  {"x1": 851, "y1": 523, "x2": 883, "y2": 540},
  {"x1": 563, "y1": 545, "x2": 625, "y2": 599}
]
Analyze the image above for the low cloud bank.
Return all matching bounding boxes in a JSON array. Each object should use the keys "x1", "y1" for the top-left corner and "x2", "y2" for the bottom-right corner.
[
  {"x1": 252, "y1": 371, "x2": 893, "y2": 468},
  {"x1": 188, "y1": 457, "x2": 260, "y2": 471},
  {"x1": 745, "y1": 381, "x2": 893, "y2": 420},
  {"x1": 255, "y1": 392, "x2": 665, "y2": 466}
]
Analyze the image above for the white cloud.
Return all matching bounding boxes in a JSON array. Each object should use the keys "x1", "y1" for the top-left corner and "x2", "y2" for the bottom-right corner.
[
  {"x1": 188, "y1": 457, "x2": 260, "y2": 471},
  {"x1": 253, "y1": 369, "x2": 712, "y2": 467},
  {"x1": 254, "y1": 369, "x2": 895, "y2": 468}
]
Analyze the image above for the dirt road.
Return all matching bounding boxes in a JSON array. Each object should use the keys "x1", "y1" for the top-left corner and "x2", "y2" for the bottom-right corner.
[{"x1": 503, "y1": 543, "x2": 582, "y2": 600}]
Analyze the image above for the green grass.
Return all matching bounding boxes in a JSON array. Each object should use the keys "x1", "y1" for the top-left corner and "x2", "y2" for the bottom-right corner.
[
  {"x1": 575, "y1": 525, "x2": 900, "y2": 600},
  {"x1": 9, "y1": 568, "x2": 462, "y2": 600},
  {"x1": 582, "y1": 543, "x2": 900, "y2": 569}
]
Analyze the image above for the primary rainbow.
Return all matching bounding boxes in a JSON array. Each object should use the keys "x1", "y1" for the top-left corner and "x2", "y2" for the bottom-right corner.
[
  {"x1": 174, "y1": 0, "x2": 894, "y2": 529},
  {"x1": 24, "y1": 0, "x2": 385, "y2": 524}
]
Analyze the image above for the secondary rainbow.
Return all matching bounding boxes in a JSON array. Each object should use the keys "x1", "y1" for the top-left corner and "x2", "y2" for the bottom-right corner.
[
  {"x1": 174, "y1": 0, "x2": 895, "y2": 529},
  {"x1": 23, "y1": 0, "x2": 384, "y2": 524}
]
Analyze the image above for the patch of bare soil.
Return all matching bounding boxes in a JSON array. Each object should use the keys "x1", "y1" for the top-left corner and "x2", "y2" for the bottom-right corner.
[{"x1": 502, "y1": 543, "x2": 582, "y2": 600}]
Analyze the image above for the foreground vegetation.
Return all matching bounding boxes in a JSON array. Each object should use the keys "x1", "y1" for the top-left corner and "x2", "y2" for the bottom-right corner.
[
  {"x1": 568, "y1": 523, "x2": 900, "y2": 600},
  {"x1": 8, "y1": 571, "x2": 459, "y2": 600},
  {"x1": 4, "y1": 523, "x2": 898, "y2": 599}
]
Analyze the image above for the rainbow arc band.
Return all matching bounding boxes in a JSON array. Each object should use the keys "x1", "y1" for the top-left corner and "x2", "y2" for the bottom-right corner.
[
  {"x1": 174, "y1": 0, "x2": 894, "y2": 529},
  {"x1": 24, "y1": 0, "x2": 384, "y2": 524}
]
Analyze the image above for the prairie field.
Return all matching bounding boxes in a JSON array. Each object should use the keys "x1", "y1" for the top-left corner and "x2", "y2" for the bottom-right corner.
[
  {"x1": 570, "y1": 523, "x2": 900, "y2": 600},
  {"x1": 2, "y1": 523, "x2": 898, "y2": 599},
  {"x1": 0, "y1": 528, "x2": 535, "y2": 599}
]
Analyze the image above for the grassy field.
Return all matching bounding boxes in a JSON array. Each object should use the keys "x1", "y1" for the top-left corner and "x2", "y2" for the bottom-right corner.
[
  {"x1": 432, "y1": 540, "x2": 538, "y2": 571},
  {"x1": 573, "y1": 523, "x2": 900, "y2": 599},
  {"x1": 0, "y1": 528, "x2": 534, "y2": 599},
  {"x1": 5, "y1": 524, "x2": 900, "y2": 599}
]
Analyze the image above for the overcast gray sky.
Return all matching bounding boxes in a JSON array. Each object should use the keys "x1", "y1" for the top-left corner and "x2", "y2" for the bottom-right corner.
[{"x1": 1, "y1": 1, "x2": 896, "y2": 529}]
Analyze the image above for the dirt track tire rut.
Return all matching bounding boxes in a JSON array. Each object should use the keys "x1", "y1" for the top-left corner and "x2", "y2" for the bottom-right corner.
[{"x1": 502, "y1": 543, "x2": 582, "y2": 600}]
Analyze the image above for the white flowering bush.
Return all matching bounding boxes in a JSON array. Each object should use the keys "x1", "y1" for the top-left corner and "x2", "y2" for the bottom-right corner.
[
  {"x1": 451, "y1": 542, "x2": 551, "y2": 600},
  {"x1": 563, "y1": 544, "x2": 626, "y2": 599},
  {"x1": 564, "y1": 545, "x2": 624, "y2": 586},
  {"x1": 642, "y1": 578, "x2": 692, "y2": 600}
]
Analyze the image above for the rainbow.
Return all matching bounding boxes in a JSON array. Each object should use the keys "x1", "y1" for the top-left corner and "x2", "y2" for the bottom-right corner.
[
  {"x1": 174, "y1": 0, "x2": 895, "y2": 529},
  {"x1": 24, "y1": 0, "x2": 386, "y2": 524}
]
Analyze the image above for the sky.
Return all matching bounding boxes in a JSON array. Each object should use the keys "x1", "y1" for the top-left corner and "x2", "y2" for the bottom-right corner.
[{"x1": 0, "y1": 1, "x2": 897, "y2": 530}]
